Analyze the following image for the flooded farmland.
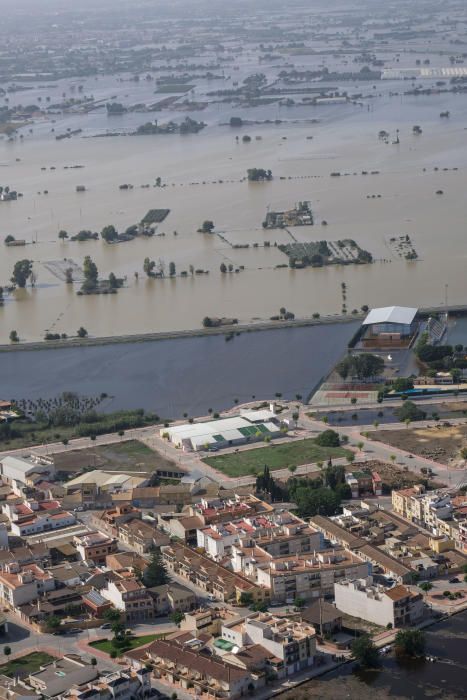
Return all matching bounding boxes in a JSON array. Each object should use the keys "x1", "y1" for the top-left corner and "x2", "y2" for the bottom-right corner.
[{"x1": 2, "y1": 76, "x2": 467, "y2": 343}]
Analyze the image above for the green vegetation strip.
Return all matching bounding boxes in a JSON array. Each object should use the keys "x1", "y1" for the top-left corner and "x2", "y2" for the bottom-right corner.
[
  {"x1": 203, "y1": 438, "x2": 350, "y2": 477},
  {"x1": 0, "y1": 409, "x2": 159, "y2": 452},
  {"x1": 0, "y1": 652, "x2": 55, "y2": 677},
  {"x1": 90, "y1": 633, "x2": 164, "y2": 654}
]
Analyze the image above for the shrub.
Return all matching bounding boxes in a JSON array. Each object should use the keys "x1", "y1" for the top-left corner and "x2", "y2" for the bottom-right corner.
[{"x1": 315, "y1": 429, "x2": 340, "y2": 447}]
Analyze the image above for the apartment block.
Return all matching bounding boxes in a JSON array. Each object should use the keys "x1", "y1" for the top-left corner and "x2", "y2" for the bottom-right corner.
[
  {"x1": 334, "y1": 576, "x2": 424, "y2": 628},
  {"x1": 222, "y1": 612, "x2": 317, "y2": 678}
]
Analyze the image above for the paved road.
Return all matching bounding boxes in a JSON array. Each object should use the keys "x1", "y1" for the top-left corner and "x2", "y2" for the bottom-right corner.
[
  {"x1": 2, "y1": 398, "x2": 466, "y2": 490},
  {"x1": 300, "y1": 409, "x2": 467, "y2": 488}
]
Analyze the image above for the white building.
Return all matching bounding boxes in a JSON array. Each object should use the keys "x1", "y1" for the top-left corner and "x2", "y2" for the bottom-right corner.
[
  {"x1": 0, "y1": 456, "x2": 54, "y2": 485},
  {"x1": 222, "y1": 612, "x2": 317, "y2": 678},
  {"x1": 334, "y1": 576, "x2": 424, "y2": 628},
  {"x1": 11, "y1": 511, "x2": 76, "y2": 537},
  {"x1": 161, "y1": 414, "x2": 280, "y2": 452},
  {"x1": 199, "y1": 511, "x2": 322, "y2": 563},
  {"x1": 61, "y1": 668, "x2": 152, "y2": 700},
  {"x1": 0, "y1": 564, "x2": 54, "y2": 608},
  {"x1": 101, "y1": 579, "x2": 155, "y2": 622}
]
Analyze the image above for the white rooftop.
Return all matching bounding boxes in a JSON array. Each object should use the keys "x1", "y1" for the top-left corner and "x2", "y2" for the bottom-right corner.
[
  {"x1": 240, "y1": 409, "x2": 276, "y2": 422},
  {"x1": 66, "y1": 470, "x2": 146, "y2": 489},
  {"x1": 162, "y1": 415, "x2": 281, "y2": 450},
  {"x1": 363, "y1": 306, "x2": 418, "y2": 326}
]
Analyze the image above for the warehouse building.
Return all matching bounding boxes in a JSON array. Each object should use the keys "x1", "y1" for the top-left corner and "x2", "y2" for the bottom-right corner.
[
  {"x1": 161, "y1": 412, "x2": 281, "y2": 452},
  {"x1": 362, "y1": 306, "x2": 418, "y2": 348}
]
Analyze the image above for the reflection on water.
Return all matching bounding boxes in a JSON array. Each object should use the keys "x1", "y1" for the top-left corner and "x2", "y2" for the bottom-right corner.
[
  {"x1": 286, "y1": 610, "x2": 467, "y2": 700},
  {"x1": 0, "y1": 323, "x2": 359, "y2": 416},
  {"x1": 2, "y1": 88, "x2": 467, "y2": 342}
]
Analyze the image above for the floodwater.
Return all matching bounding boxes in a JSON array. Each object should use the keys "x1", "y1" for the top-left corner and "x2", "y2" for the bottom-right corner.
[
  {"x1": 1, "y1": 75, "x2": 467, "y2": 343},
  {"x1": 0, "y1": 322, "x2": 359, "y2": 415},
  {"x1": 284, "y1": 610, "x2": 467, "y2": 700}
]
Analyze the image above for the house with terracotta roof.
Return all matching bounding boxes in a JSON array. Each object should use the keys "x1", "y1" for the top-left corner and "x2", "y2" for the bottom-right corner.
[
  {"x1": 90, "y1": 505, "x2": 141, "y2": 538},
  {"x1": 221, "y1": 612, "x2": 317, "y2": 678},
  {"x1": 147, "y1": 582, "x2": 196, "y2": 615},
  {"x1": 11, "y1": 510, "x2": 76, "y2": 537},
  {"x1": 101, "y1": 577, "x2": 154, "y2": 622},
  {"x1": 118, "y1": 518, "x2": 170, "y2": 554},
  {"x1": 187, "y1": 495, "x2": 272, "y2": 525},
  {"x1": 161, "y1": 542, "x2": 267, "y2": 604},
  {"x1": 334, "y1": 576, "x2": 423, "y2": 628},
  {"x1": 74, "y1": 532, "x2": 118, "y2": 565},
  {"x1": 165, "y1": 515, "x2": 205, "y2": 545},
  {"x1": 197, "y1": 510, "x2": 321, "y2": 562},
  {"x1": 0, "y1": 563, "x2": 54, "y2": 608},
  {"x1": 126, "y1": 638, "x2": 259, "y2": 698}
]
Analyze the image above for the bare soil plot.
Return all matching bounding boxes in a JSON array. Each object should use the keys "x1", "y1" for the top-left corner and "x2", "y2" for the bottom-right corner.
[
  {"x1": 371, "y1": 424, "x2": 467, "y2": 464},
  {"x1": 52, "y1": 439, "x2": 175, "y2": 473},
  {"x1": 344, "y1": 460, "x2": 444, "y2": 490}
]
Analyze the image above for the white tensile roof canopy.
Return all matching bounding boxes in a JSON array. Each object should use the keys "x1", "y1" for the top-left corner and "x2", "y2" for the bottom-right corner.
[{"x1": 363, "y1": 306, "x2": 418, "y2": 326}]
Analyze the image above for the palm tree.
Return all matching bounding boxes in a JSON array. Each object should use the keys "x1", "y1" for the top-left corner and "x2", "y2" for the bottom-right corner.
[
  {"x1": 390, "y1": 454, "x2": 396, "y2": 464},
  {"x1": 419, "y1": 581, "x2": 433, "y2": 602}
]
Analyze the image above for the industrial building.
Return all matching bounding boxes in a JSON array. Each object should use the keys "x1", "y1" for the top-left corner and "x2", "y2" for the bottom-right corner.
[
  {"x1": 161, "y1": 410, "x2": 281, "y2": 451},
  {"x1": 362, "y1": 306, "x2": 418, "y2": 347}
]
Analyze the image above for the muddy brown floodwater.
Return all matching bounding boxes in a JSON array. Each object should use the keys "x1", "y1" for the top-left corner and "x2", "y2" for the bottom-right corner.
[{"x1": 1, "y1": 89, "x2": 467, "y2": 343}]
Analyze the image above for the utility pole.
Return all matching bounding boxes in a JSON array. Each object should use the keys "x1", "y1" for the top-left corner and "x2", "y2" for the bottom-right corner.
[{"x1": 319, "y1": 593, "x2": 323, "y2": 638}]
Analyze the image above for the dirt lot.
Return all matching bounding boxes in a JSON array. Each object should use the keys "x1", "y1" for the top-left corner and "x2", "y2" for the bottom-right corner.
[
  {"x1": 281, "y1": 675, "x2": 401, "y2": 700},
  {"x1": 344, "y1": 460, "x2": 444, "y2": 490},
  {"x1": 372, "y1": 425, "x2": 467, "y2": 465},
  {"x1": 52, "y1": 439, "x2": 176, "y2": 474}
]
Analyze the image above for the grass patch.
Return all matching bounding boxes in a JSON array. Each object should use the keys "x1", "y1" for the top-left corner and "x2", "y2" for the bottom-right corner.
[
  {"x1": 90, "y1": 633, "x2": 164, "y2": 654},
  {"x1": 0, "y1": 652, "x2": 55, "y2": 677},
  {"x1": 53, "y1": 439, "x2": 176, "y2": 474},
  {"x1": 203, "y1": 438, "x2": 351, "y2": 477}
]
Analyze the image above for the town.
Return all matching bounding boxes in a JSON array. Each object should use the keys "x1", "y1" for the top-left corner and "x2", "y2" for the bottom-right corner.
[
  {"x1": 1, "y1": 0, "x2": 467, "y2": 698},
  {"x1": 0, "y1": 300, "x2": 466, "y2": 699}
]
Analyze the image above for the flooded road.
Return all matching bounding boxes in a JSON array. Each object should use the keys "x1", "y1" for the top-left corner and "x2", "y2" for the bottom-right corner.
[
  {"x1": 283, "y1": 610, "x2": 467, "y2": 700},
  {"x1": 0, "y1": 322, "x2": 359, "y2": 416}
]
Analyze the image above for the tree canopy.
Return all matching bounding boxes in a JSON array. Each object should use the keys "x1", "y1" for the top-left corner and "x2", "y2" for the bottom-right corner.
[
  {"x1": 395, "y1": 629, "x2": 426, "y2": 657},
  {"x1": 315, "y1": 429, "x2": 340, "y2": 448},
  {"x1": 83, "y1": 256, "x2": 98, "y2": 288},
  {"x1": 336, "y1": 353, "x2": 384, "y2": 380},
  {"x1": 11, "y1": 259, "x2": 33, "y2": 288},
  {"x1": 395, "y1": 401, "x2": 426, "y2": 422},
  {"x1": 142, "y1": 551, "x2": 168, "y2": 588},
  {"x1": 351, "y1": 634, "x2": 380, "y2": 668}
]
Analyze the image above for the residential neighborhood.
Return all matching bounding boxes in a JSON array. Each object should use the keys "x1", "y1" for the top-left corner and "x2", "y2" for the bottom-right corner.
[{"x1": 0, "y1": 396, "x2": 465, "y2": 700}]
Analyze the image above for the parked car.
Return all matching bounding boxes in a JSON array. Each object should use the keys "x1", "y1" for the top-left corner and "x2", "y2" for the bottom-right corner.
[
  {"x1": 100, "y1": 623, "x2": 112, "y2": 629},
  {"x1": 449, "y1": 577, "x2": 459, "y2": 584}
]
